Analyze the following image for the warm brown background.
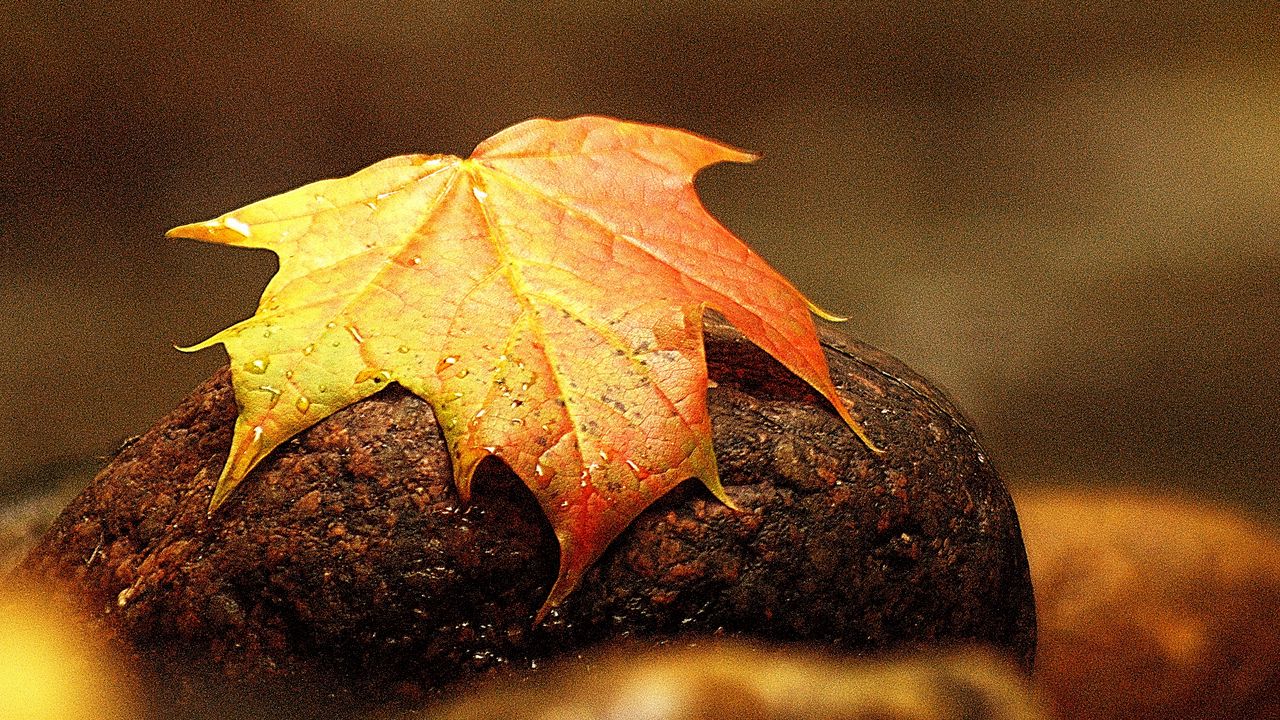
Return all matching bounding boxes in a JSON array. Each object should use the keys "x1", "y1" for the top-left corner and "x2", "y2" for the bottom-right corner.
[{"x1": 2, "y1": 2, "x2": 1276, "y2": 522}]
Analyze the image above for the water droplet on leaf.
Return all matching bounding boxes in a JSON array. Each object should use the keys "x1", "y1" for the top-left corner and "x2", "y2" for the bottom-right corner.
[
  {"x1": 244, "y1": 358, "x2": 268, "y2": 374},
  {"x1": 295, "y1": 396, "x2": 311, "y2": 414},
  {"x1": 354, "y1": 367, "x2": 387, "y2": 384},
  {"x1": 223, "y1": 216, "x2": 251, "y2": 238}
]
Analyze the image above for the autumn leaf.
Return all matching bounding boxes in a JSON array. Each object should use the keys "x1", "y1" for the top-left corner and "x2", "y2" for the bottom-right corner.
[{"x1": 168, "y1": 115, "x2": 880, "y2": 615}]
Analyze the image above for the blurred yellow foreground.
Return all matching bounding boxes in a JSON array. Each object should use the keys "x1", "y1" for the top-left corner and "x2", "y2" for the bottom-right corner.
[{"x1": 0, "y1": 586, "x2": 136, "y2": 720}]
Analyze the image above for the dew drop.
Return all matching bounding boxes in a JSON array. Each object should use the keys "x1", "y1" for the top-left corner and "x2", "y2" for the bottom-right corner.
[
  {"x1": 411, "y1": 256, "x2": 422, "y2": 265},
  {"x1": 223, "y1": 217, "x2": 252, "y2": 238},
  {"x1": 251, "y1": 425, "x2": 265, "y2": 444},
  {"x1": 456, "y1": 368, "x2": 470, "y2": 378},
  {"x1": 598, "y1": 449, "x2": 610, "y2": 462},
  {"x1": 346, "y1": 325, "x2": 365, "y2": 343},
  {"x1": 436, "y1": 355, "x2": 459, "y2": 372},
  {"x1": 625, "y1": 459, "x2": 640, "y2": 473},
  {"x1": 365, "y1": 201, "x2": 377, "y2": 210},
  {"x1": 326, "y1": 321, "x2": 337, "y2": 329},
  {"x1": 354, "y1": 367, "x2": 385, "y2": 384},
  {"x1": 510, "y1": 418, "x2": 523, "y2": 426},
  {"x1": 376, "y1": 191, "x2": 394, "y2": 201},
  {"x1": 303, "y1": 344, "x2": 316, "y2": 356},
  {"x1": 535, "y1": 462, "x2": 545, "y2": 476},
  {"x1": 295, "y1": 396, "x2": 311, "y2": 414},
  {"x1": 471, "y1": 187, "x2": 488, "y2": 202},
  {"x1": 244, "y1": 358, "x2": 269, "y2": 374},
  {"x1": 559, "y1": 500, "x2": 569, "y2": 509},
  {"x1": 284, "y1": 369, "x2": 294, "y2": 379},
  {"x1": 482, "y1": 446, "x2": 497, "y2": 455},
  {"x1": 397, "y1": 345, "x2": 410, "y2": 354},
  {"x1": 257, "y1": 384, "x2": 282, "y2": 400}
]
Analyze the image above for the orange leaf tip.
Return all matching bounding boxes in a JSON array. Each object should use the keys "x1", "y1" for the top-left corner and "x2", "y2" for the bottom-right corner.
[{"x1": 165, "y1": 216, "x2": 252, "y2": 242}]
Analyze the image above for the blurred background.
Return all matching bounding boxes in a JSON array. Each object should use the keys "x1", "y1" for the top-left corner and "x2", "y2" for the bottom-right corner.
[{"x1": 2, "y1": 1, "x2": 1276, "y2": 522}]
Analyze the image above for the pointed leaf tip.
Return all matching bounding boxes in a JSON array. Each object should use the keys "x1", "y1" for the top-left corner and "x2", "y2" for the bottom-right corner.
[
  {"x1": 166, "y1": 215, "x2": 254, "y2": 243},
  {"x1": 807, "y1": 298, "x2": 850, "y2": 323}
]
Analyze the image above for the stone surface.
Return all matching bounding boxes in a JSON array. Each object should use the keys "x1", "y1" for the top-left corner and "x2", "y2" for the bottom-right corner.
[
  {"x1": 17, "y1": 318, "x2": 1034, "y2": 717},
  {"x1": 1018, "y1": 487, "x2": 1280, "y2": 720}
]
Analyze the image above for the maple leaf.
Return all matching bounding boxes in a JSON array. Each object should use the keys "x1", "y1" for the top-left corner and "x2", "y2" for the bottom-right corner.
[{"x1": 168, "y1": 116, "x2": 880, "y2": 615}]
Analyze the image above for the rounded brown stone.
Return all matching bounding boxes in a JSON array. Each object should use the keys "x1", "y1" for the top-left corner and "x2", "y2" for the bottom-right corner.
[
  {"x1": 431, "y1": 642, "x2": 1046, "y2": 720},
  {"x1": 17, "y1": 318, "x2": 1035, "y2": 716},
  {"x1": 1017, "y1": 487, "x2": 1280, "y2": 720}
]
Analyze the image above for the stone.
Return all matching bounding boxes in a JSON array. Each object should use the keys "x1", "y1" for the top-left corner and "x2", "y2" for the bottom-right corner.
[
  {"x1": 430, "y1": 641, "x2": 1047, "y2": 720},
  {"x1": 17, "y1": 318, "x2": 1035, "y2": 718},
  {"x1": 1017, "y1": 487, "x2": 1280, "y2": 720}
]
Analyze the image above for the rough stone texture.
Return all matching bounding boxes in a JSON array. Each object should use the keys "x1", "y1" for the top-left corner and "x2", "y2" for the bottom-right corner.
[
  {"x1": 17, "y1": 318, "x2": 1034, "y2": 717},
  {"x1": 1017, "y1": 487, "x2": 1280, "y2": 720}
]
